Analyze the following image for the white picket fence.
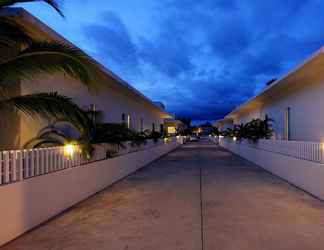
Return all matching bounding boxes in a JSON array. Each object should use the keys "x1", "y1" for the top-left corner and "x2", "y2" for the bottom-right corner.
[
  {"x1": 0, "y1": 146, "x2": 101, "y2": 186},
  {"x1": 219, "y1": 137, "x2": 324, "y2": 163},
  {"x1": 0, "y1": 138, "x2": 178, "y2": 186}
]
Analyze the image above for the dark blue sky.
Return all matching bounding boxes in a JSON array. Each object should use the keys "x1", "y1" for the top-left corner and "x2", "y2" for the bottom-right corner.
[{"x1": 21, "y1": 0, "x2": 324, "y2": 122}]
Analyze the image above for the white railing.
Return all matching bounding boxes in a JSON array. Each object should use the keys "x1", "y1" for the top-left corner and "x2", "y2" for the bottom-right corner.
[
  {"x1": 0, "y1": 137, "x2": 180, "y2": 186},
  {"x1": 0, "y1": 146, "x2": 105, "y2": 186},
  {"x1": 219, "y1": 137, "x2": 324, "y2": 163}
]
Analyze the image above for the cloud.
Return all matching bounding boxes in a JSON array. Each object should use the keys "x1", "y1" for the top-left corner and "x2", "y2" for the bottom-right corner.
[
  {"x1": 69, "y1": 0, "x2": 324, "y2": 121},
  {"x1": 138, "y1": 17, "x2": 195, "y2": 78},
  {"x1": 83, "y1": 11, "x2": 140, "y2": 75}
]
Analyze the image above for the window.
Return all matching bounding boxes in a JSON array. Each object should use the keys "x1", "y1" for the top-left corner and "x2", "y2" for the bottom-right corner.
[
  {"x1": 284, "y1": 107, "x2": 291, "y2": 140},
  {"x1": 122, "y1": 113, "x2": 126, "y2": 122}
]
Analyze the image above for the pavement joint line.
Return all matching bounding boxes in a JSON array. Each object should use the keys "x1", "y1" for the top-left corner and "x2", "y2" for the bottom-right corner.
[{"x1": 199, "y1": 148, "x2": 205, "y2": 250}]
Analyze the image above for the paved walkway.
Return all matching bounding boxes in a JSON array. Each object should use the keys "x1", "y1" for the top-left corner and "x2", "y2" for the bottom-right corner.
[{"x1": 3, "y1": 141, "x2": 324, "y2": 250}]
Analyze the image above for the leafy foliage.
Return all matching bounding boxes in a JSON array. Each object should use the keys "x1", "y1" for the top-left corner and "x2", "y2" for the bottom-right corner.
[
  {"x1": 222, "y1": 116, "x2": 273, "y2": 142},
  {"x1": 0, "y1": 0, "x2": 107, "y2": 123},
  {"x1": 0, "y1": 0, "x2": 64, "y2": 17},
  {"x1": 0, "y1": 41, "x2": 105, "y2": 91},
  {"x1": 24, "y1": 107, "x2": 154, "y2": 159},
  {"x1": 211, "y1": 127, "x2": 221, "y2": 137},
  {"x1": 0, "y1": 92, "x2": 87, "y2": 121},
  {"x1": 0, "y1": 16, "x2": 33, "y2": 48},
  {"x1": 244, "y1": 116, "x2": 273, "y2": 142},
  {"x1": 144, "y1": 130, "x2": 163, "y2": 143}
]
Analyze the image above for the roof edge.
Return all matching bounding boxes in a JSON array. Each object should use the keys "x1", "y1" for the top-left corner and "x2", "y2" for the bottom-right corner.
[
  {"x1": 225, "y1": 46, "x2": 324, "y2": 119},
  {"x1": 2, "y1": 7, "x2": 171, "y2": 116}
]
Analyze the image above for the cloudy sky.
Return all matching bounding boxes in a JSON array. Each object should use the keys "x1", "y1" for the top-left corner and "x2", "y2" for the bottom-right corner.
[{"x1": 20, "y1": 0, "x2": 324, "y2": 123}]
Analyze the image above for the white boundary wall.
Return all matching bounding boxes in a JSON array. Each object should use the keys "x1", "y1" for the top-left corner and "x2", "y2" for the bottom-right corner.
[
  {"x1": 0, "y1": 140, "x2": 181, "y2": 246},
  {"x1": 220, "y1": 139, "x2": 324, "y2": 201}
]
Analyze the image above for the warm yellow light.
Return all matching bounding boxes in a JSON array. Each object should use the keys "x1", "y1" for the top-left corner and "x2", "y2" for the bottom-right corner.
[
  {"x1": 168, "y1": 126, "x2": 176, "y2": 134},
  {"x1": 64, "y1": 144, "x2": 78, "y2": 157}
]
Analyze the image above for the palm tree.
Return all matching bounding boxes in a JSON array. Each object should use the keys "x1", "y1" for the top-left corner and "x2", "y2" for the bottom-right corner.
[
  {"x1": 0, "y1": 0, "x2": 105, "y2": 122},
  {"x1": 0, "y1": 0, "x2": 64, "y2": 17},
  {"x1": 24, "y1": 110, "x2": 148, "y2": 159}
]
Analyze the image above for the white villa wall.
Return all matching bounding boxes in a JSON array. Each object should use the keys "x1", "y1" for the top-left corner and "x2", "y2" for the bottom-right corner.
[
  {"x1": 220, "y1": 139, "x2": 324, "y2": 201},
  {"x1": 18, "y1": 74, "x2": 166, "y2": 148},
  {"x1": 233, "y1": 79, "x2": 324, "y2": 142},
  {"x1": 0, "y1": 140, "x2": 181, "y2": 247}
]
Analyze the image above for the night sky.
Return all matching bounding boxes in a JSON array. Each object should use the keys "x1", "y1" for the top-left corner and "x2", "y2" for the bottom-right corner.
[{"x1": 20, "y1": 0, "x2": 324, "y2": 123}]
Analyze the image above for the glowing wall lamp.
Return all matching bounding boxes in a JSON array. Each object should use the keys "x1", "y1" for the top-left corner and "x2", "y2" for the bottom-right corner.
[
  {"x1": 233, "y1": 137, "x2": 237, "y2": 141},
  {"x1": 64, "y1": 144, "x2": 79, "y2": 158}
]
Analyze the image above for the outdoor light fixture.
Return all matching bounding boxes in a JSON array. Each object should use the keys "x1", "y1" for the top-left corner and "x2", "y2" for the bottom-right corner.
[
  {"x1": 64, "y1": 144, "x2": 78, "y2": 158},
  {"x1": 233, "y1": 137, "x2": 237, "y2": 141},
  {"x1": 219, "y1": 135, "x2": 224, "y2": 138}
]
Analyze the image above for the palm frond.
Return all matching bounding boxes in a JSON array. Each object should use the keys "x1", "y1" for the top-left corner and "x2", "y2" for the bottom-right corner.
[
  {"x1": 0, "y1": 92, "x2": 88, "y2": 122},
  {"x1": 24, "y1": 137, "x2": 64, "y2": 148},
  {"x1": 0, "y1": 0, "x2": 64, "y2": 17},
  {"x1": 38, "y1": 127, "x2": 70, "y2": 141},
  {"x1": 0, "y1": 42, "x2": 104, "y2": 90},
  {"x1": 24, "y1": 126, "x2": 71, "y2": 148},
  {"x1": 0, "y1": 17, "x2": 33, "y2": 48}
]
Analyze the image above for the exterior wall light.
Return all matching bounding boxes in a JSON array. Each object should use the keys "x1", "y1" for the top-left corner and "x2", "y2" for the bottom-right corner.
[
  {"x1": 233, "y1": 137, "x2": 237, "y2": 141},
  {"x1": 64, "y1": 144, "x2": 79, "y2": 158}
]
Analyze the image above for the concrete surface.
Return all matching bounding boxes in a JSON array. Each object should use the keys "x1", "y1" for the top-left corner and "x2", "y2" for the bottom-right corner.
[
  {"x1": 220, "y1": 138, "x2": 324, "y2": 200},
  {"x1": 2, "y1": 140, "x2": 324, "y2": 250},
  {"x1": 0, "y1": 140, "x2": 180, "y2": 247}
]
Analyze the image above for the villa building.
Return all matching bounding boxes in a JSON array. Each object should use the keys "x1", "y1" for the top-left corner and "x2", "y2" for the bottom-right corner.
[
  {"x1": 0, "y1": 8, "x2": 172, "y2": 150},
  {"x1": 215, "y1": 48, "x2": 324, "y2": 201},
  {"x1": 164, "y1": 118, "x2": 185, "y2": 135},
  {"x1": 217, "y1": 47, "x2": 324, "y2": 143}
]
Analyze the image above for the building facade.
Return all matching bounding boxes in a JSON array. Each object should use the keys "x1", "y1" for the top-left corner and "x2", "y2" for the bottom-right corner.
[
  {"x1": 0, "y1": 8, "x2": 172, "y2": 150},
  {"x1": 218, "y1": 47, "x2": 324, "y2": 143}
]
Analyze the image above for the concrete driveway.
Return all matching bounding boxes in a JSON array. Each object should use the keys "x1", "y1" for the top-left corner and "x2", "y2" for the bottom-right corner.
[{"x1": 2, "y1": 141, "x2": 324, "y2": 250}]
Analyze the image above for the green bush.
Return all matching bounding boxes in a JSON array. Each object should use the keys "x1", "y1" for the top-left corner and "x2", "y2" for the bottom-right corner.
[{"x1": 222, "y1": 116, "x2": 273, "y2": 143}]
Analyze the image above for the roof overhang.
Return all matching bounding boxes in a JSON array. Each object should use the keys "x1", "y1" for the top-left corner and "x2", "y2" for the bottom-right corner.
[
  {"x1": 164, "y1": 119, "x2": 184, "y2": 126},
  {"x1": 225, "y1": 47, "x2": 324, "y2": 119},
  {"x1": 1, "y1": 8, "x2": 173, "y2": 119},
  {"x1": 213, "y1": 118, "x2": 233, "y2": 127}
]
